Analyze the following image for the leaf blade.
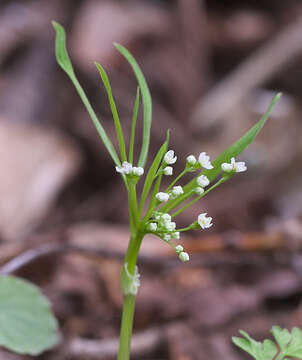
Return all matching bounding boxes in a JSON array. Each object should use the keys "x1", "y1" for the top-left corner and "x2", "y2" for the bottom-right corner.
[
  {"x1": 114, "y1": 43, "x2": 152, "y2": 168},
  {"x1": 95, "y1": 62, "x2": 127, "y2": 162},
  {"x1": 52, "y1": 21, "x2": 121, "y2": 167},
  {"x1": 0, "y1": 276, "x2": 58, "y2": 355}
]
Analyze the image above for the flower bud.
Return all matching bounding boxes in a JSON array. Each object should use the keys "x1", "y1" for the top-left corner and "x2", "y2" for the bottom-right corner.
[{"x1": 179, "y1": 251, "x2": 190, "y2": 262}]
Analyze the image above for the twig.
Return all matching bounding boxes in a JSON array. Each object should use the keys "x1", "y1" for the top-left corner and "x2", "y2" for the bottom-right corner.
[
  {"x1": 63, "y1": 326, "x2": 164, "y2": 359},
  {"x1": 191, "y1": 15, "x2": 302, "y2": 129}
]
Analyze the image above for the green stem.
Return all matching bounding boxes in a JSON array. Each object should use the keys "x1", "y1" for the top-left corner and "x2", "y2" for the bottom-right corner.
[
  {"x1": 118, "y1": 294, "x2": 136, "y2": 360},
  {"x1": 165, "y1": 169, "x2": 188, "y2": 192},
  {"x1": 171, "y1": 177, "x2": 227, "y2": 218}
]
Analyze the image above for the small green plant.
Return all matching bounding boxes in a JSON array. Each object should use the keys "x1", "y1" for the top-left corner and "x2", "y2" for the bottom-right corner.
[
  {"x1": 233, "y1": 326, "x2": 302, "y2": 360},
  {"x1": 52, "y1": 21, "x2": 281, "y2": 360}
]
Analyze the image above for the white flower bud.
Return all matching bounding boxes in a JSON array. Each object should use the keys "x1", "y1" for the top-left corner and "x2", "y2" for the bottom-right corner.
[
  {"x1": 163, "y1": 166, "x2": 173, "y2": 176},
  {"x1": 163, "y1": 234, "x2": 171, "y2": 241},
  {"x1": 198, "y1": 152, "x2": 213, "y2": 170},
  {"x1": 186, "y1": 155, "x2": 196, "y2": 165},
  {"x1": 171, "y1": 231, "x2": 180, "y2": 239},
  {"x1": 165, "y1": 221, "x2": 176, "y2": 231},
  {"x1": 132, "y1": 166, "x2": 144, "y2": 176},
  {"x1": 147, "y1": 222, "x2": 157, "y2": 231},
  {"x1": 175, "y1": 245, "x2": 183, "y2": 253},
  {"x1": 197, "y1": 175, "x2": 210, "y2": 187},
  {"x1": 172, "y1": 185, "x2": 184, "y2": 197},
  {"x1": 164, "y1": 150, "x2": 177, "y2": 165},
  {"x1": 155, "y1": 192, "x2": 169, "y2": 202},
  {"x1": 221, "y1": 163, "x2": 233, "y2": 172},
  {"x1": 179, "y1": 251, "x2": 190, "y2": 262},
  {"x1": 198, "y1": 213, "x2": 213, "y2": 229},
  {"x1": 195, "y1": 187, "x2": 204, "y2": 195},
  {"x1": 161, "y1": 213, "x2": 171, "y2": 222}
]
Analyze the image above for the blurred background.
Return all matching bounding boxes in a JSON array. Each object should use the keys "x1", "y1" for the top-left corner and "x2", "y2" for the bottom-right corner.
[{"x1": 1, "y1": 0, "x2": 302, "y2": 359}]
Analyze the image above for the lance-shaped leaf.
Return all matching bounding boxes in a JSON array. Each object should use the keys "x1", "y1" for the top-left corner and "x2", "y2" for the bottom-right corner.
[
  {"x1": 52, "y1": 21, "x2": 121, "y2": 167},
  {"x1": 161, "y1": 92, "x2": 281, "y2": 213},
  {"x1": 0, "y1": 276, "x2": 58, "y2": 355},
  {"x1": 114, "y1": 43, "x2": 152, "y2": 168}
]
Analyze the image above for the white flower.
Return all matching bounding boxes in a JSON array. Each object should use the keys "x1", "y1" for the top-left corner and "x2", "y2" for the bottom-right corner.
[
  {"x1": 165, "y1": 221, "x2": 176, "y2": 231},
  {"x1": 163, "y1": 166, "x2": 173, "y2": 176},
  {"x1": 186, "y1": 155, "x2": 196, "y2": 166},
  {"x1": 179, "y1": 251, "x2": 190, "y2": 262},
  {"x1": 221, "y1": 157, "x2": 247, "y2": 173},
  {"x1": 163, "y1": 234, "x2": 171, "y2": 241},
  {"x1": 172, "y1": 186, "x2": 184, "y2": 197},
  {"x1": 197, "y1": 175, "x2": 210, "y2": 187},
  {"x1": 161, "y1": 213, "x2": 171, "y2": 222},
  {"x1": 147, "y1": 222, "x2": 157, "y2": 231},
  {"x1": 156, "y1": 192, "x2": 169, "y2": 202},
  {"x1": 132, "y1": 167, "x2": 144, "y2": 176},
  {"x1": 195, "y1": 187, "x2": 205, "y2": 195},
  {"x1": 175, "y1": 245, "x2": 183, "y2": 253},
  {"x1": 164, "y1": 150, "x2": 177, "y2": 165},
  {"x1": 198, "y1": 152, "x2": 213, "y2": 169},
  {"x1": 115, "y1": 161, "x2": 133, "y2": 174},
  {"x1": 171, "y1": 232, "x2": 180, "y2": 239},
  {"x1": 198, "y1": 213, "x2": 213, "y2": 229}
]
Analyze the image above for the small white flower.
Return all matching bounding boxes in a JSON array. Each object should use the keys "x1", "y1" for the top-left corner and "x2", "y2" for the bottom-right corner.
[
  {"x1": 197, "y1": 175, "x2": 210, "y2": 187},
  {"x1": 161, "y1": 213, "x2": 171, "y2": 222},
  {"x1": 186, "y1": 155, "x2": 196, "y2": 166},
  {"x1": 179, "y1": 251, "x2": 190, "y2": 262},
  {"x1": 165, "y1": 222, "x2": 176, "y2": 231},
  {"x1": 115, "y1": 161, "x2": 133, "y2": 174},
  {"x1": 132, "y1": 167, "x2": 144, "y2": 176},
  {"x1": 163, "y1": 234, "x2": 171, "y2": 241},
  {"x1": 172, "y1": 186, "x2": 184, "y2": 197},
  {"x1": 221, "y1": 157, "x2": 247, "y2": 173},
  {"x1": 147, "y1": 222, "x2": 157, "y2": 231},
  {"x1": 198, "y1": 152, "x2": 213, "y2": 170},
  {"x1": 156, "y1": 192, "x2": 170, "y2": 202},
  {"x1": 163, "y1": 166, "x2": 173, "y2": 176},
  {"x1": 195, "y1": 187, "x2": 205, "y2": 195},
  {"x1": 175, "y1": 245, "x2": 183, "y2": 253},
  {"x1": 164, "y1": 150, "x2": 177, "y2": 165},
  {"x1": 198, "y1": 213, "x2": 213, "y2": 229},
  {"x1": 171, "y1": 231, "x2": 180, "y2": 239}
]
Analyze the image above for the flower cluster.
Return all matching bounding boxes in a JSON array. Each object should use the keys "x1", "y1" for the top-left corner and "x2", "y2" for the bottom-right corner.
[
  {"x1": 115, "y1": 150, "x2": 247, "y2": 263},
  {"x1": 116, "y1": 161, "x2": 144, "y2": 176}
]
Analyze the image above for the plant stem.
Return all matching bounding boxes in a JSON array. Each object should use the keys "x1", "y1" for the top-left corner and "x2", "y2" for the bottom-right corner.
[{"x1": 117, "y1": 294, "x2": 136, "y2": 360}]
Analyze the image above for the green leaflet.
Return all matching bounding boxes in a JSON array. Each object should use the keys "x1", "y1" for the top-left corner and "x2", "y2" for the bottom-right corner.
[
  {"x1": 0, "y1": 276, "x2": 58, "y2": 355},
  {"x1": 95, "y1": 62, "x2": 127, "y2": 162},
  {"x1": 139, "y1": 130, "x2": 170, "y2": 217},
  {"x1": 161, "y1": 92, "x2": 282, "y2": 213},
  {"x1": 52, "y1": 21, "x2": 121, "y2": 167},
  {"x1": 234, "y1": 326, "x2": 302, "y2": 360},
  {"x1": 114, "y1": 43, "x2": 152, "y2": 168}
]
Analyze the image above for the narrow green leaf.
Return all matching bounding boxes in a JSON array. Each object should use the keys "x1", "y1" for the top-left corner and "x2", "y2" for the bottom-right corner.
[
  {"x1": 139, "y1": 130, "x2": 169, "y2": 216},
  {"x1": 0, "y1": 276, "x2": 58, "y2": 355},
  {"x1": 52, "y1": 21, "x2": 74, "y2": 76},
  {"x1": 95, "y1": 62, "x2": 127, "y2": 162},
  {"x1": 52, "y1": 21, "x2": 121, "y2": 167},
  {"x1": 129, "y1": 87, "x2": 140, "y2": 164},
  {"x1": 161, "y1": 92, "x2": 281, "y2": 213},
  {"x1": 114, "y1": 43, "x2": 152, "y2": 168}
]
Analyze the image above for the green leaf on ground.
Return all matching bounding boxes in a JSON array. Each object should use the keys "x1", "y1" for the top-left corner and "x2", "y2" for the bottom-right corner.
[{"x1": 0, "y1": 276, "x2": 58, "y2": 355}]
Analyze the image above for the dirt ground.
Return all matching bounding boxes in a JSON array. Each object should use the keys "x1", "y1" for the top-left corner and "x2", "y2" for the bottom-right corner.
[{"x1": 1, "y1": 0, "x2": 302, "y2": 359}]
